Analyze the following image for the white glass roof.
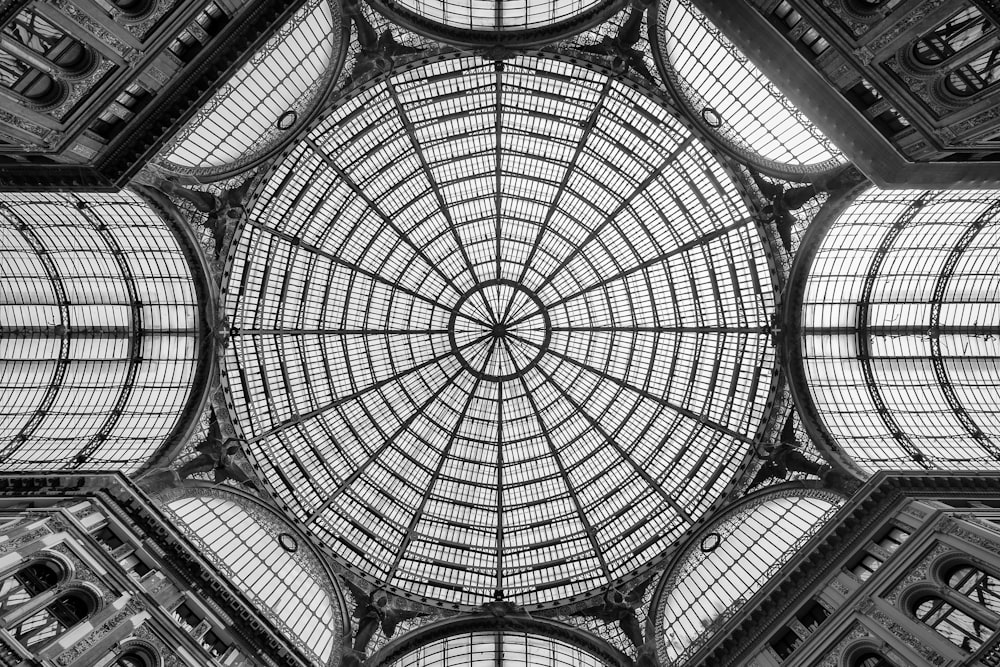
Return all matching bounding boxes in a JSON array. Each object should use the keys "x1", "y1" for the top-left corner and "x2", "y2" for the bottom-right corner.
[
  {"x1": 657, "y1": 491, "x2": 842, "y2": 665},
  {"x1": 656, "y1": 0, "x2": 844, "y2": 173},
  {"x1": 802, "y1": 188, "x2": 1000, "y2": 471},
  {"x1": 156, "y1": 0, "x2": 341, "y2": 175},
  {"x1": 164, "y1": 492, "x2": 341, "y2": 665},
  {"x1": 0, "y1": 191, "x2": 199, "y2": 473},
  {"x1": 221, "y1": 54, "x2": 777, "y2": 608},
  {"x1": 385, "y1": 631, "x2": 612, "y2": 666}
]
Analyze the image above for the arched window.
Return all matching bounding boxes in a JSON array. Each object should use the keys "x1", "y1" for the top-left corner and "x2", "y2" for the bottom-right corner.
[
  {"x1": 852, "y1": 651, "x2": 897, "y2": 667},
  {"x1": 945, "y1": 564, "x2": 1000, "y2": 617},
  {"x1": 845, "y1": 0, "x2": 889, "y2": 16},
  {"x1": 0, "y1": 560, "x2": 61, "y2": 614},
  {"x1": 109, "y1": 0, "x2": 153, "y2": 17},
  {"x1": 7, "y1": 590, "x2": 94, "y2": 651},
  {"x1": 112, "y1": 647, "x2": 157, "y2": 667},
  {"x1": 946, "y1": 48, "x2": 1000, "y2": 96},
  {"x1": 0, "y1": 51, "x2": 57, "y2": 101},
  {"x1": 913, "y1": 594, "x2": 995, "y2": 653},
  {"x1": 1, "y1": 8, "x2": 89, "y2": 72},
  {"x1": 913, "y1": 6, "x2": 996, "y2": 65}
]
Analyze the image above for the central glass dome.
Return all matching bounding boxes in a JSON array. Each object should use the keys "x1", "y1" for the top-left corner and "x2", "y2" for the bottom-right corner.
[{"x1": 222, "y1": 54, "x2": 777, "y2": 608}]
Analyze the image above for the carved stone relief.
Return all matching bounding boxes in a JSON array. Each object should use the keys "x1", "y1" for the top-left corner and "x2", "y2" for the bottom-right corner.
[
  {"x1": 884, "y1": 542, "x2": 952, "y2": 605},
  {"x1": 867, "y1": 609, "x2": 946, "y2": 666},
  {"x1": 55, "y1": 599, "x2": 143, "y2": 665},
  {"x1": 816, "y1": 621, "x2": 872, "y2": 667}
]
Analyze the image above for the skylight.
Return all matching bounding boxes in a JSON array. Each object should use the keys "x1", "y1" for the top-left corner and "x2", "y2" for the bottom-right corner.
[{"x1": 222, "y1": 53, "x2": 778, "y2": 608}]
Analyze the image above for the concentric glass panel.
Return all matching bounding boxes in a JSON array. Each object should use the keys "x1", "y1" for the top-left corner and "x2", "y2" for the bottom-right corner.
[
  {"x1": 656, "y1": 0, "x2": 843, "y2": 173},
  {"x1": 656, "y1": 491, "x2": 842, "y2": 665},
  {"x1": 156, "y1": 0, "x2": 341, "y2": 175},
  {"x1": 0, "y1": 191, "x2": 199, "y2": 472},
  {"x1": 801, "y1": 189, "x2": 1000, "y2": 471},
  {"x1": 163, "y1": 493, "x2": 340, "y2": 665},
  {"x1": 385, "y1": 631, "x2": 612, "y2": 666},
  {"x1": 223, "y1": 54, "x2": 777, "y2": 607}
]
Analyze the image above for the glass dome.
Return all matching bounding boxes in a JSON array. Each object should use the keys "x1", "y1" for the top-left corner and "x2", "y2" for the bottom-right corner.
[{"x1": 222, "y1": 54, "x2": 778, "y2": 608}]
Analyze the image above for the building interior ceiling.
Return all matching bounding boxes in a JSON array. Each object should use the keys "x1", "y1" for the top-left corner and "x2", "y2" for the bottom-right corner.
[{"x1": 0, "y1": 0, "x2": 999, "y2": 664}]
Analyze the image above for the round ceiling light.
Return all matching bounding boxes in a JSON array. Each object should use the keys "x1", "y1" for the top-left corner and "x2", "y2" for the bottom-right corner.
[{"x1": 222, "y1": 54, "x2": 778, "y2": 609}]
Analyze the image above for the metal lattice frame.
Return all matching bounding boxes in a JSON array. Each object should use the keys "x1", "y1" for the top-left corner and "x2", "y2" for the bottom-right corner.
[
  {"x1": 651, "y1": 0, "x2": 845, "y2": 178},
  {"x1": 651, "y1": 486, "x2": 845, "y2": 666},
  {"x1": 0, "y1": 191, "x2": 201, "y2": 472},
  {"x1": 221, "y1": 52, "x2": 779, "y2": 609},
  {"x1": 153, "y1": 0, "x2": 347, "y2": 180},
  {"x1": 365, "y1": 0, "x2": 627, "y2": 48},
  {"x1": 799, "y1": 189, "x2": 1000, "y2": 471}
]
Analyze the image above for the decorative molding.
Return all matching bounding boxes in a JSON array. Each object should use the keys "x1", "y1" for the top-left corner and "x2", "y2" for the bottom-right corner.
[
  {"x1": 50, "y1": 0, "x2": 134, "y2": 59},
  {"x1": 50, "y1": 543, "x2": 113, "y2": 597},
  {"x1": 950, "y1": 105, "x2": 1000, "y2": 137},
  {"x1": 868, "y1": 608, "x2": 946, "y2": 665},
  {"x1": 145, "y1": 66, "x2": 169, "y2": 85},
  {"x1": 0, "y1": 110, "x2": 49, "y2": 139},
  {"x1": 901, "y1": 504, "x2": 927, "y2": 520},
  {"x1": 55, "y1": 599, "x2": 143, "y2": 665},
  {"x1": 52, "y1": 60, "x2": 116, "y2": 121},
  {"x1": 854, "y1": 597, "x2": 876, "y2": 615},
  {"x1": 939, "y1": 517, "x2": 1000, "y2": 553},
  {"x1": 867, "y1": 0, "x2": 949, "y2": 53},
  {"x1": 0, "y1": 527, "x2": 50, "y2": 553},
  {"x1": 821, "y1": 0, "x2": 870, "y2": 37},
  {"x1": 830, "y1": 578, "x2": 850, "y2": 597},
  {"x1": 816, "y1": 621, "x2": 871, "y2": 667},
  {"x1": 132, "y1": 623, "x2": 186, "y2": 667},
  {"x1": 883, "y1": 54, "x2": 954, "y2": 117},
  {"x1": 884, "y1": 542, "x2": 952, "y2": 605},
  {"x1": 122, "y1": 0, "x2": 176, "y2": 40}
]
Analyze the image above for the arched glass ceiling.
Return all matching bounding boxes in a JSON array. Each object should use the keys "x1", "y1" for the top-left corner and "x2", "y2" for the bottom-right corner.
[
  {"x1": 222, "y1": 54, "x2": 778, "y2": 608},
  {"x1": 801, "y1": 189, "x2": 1000, "y2": 471},
  {"x1": 155, "y1": 0, "x2": 342, "y2": 176},
  {"x1": 371, "y1": 0, "x2": 623, "y2": 42},
  {"x1": 163, "y1": 491, "x2": 342, "y2": 665},
  {"x1": 0, "y1": 191, "x2": 199, "y2": 473},
  {"x1": 655, "y1": 0, "x2": 844, "y2": 173},
  {"x1": 385, "y1": 631, "x2": 613, "y2": 666},
  {"x1": 656, "y1": 491, "x2": 842, "y2": 665}
]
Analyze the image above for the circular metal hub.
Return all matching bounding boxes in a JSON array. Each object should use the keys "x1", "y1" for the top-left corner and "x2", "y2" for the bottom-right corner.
[{"x1": 449, "y1": 279, "x2": 551, "y2": 382}]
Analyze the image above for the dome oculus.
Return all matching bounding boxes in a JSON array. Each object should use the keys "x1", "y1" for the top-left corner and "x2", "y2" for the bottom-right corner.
[{"x1": 222, "y1": 54, "x2": 777, "y2": 608}]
